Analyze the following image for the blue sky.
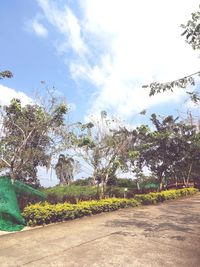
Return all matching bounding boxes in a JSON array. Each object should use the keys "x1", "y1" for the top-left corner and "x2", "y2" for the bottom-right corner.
[
  {"x1": 1, "y1": 0, "x2": 200, "y2": 122},
  {"x1": 1, "y1": 0, "x2": 200, "y2": 185}
]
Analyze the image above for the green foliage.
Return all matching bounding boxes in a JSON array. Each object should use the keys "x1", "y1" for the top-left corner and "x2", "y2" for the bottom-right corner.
[
  {"x1": 0, "y1": 70, "x2": 13, "y2": 79},
  {"x1": 23, "y1": 198, "x2": 140, "y2": 226},
  {"x1": 73, "y1": 113, "x2": 129, "y2": 195},
  {"x1": 106, "y1": 175, "x2": 118, "y2": 186},
  {"x1": 42, "y1": 185, "x2": 99, "y2": 204},
  {"x1": 134, "y1": 188, "x2": 198, "y2": 205},
  {"x1": 55, "y1": 155, "x2": 75, "y2": 185},
  {"x1": 22, "y1": 188, "x2": 198, "y2": 226},
  {"x1": 134, "y1": 114, "x2": 200, "y2": 190},
  {"x1": 142, "y1": 7, "x2": 200, "y2": 102},
  {"x1": 77, "y1": 136, "x2": 95, "y2": 148},
  {"x1": 143, "y1": 73, "x2": 199, "y2": 98},
  {"x1": 115, "y1": 178, "x2": 137, "y2": 188},
  {"x1": 105, "y1": 186, "x2": 127, "y2": 198},
  {"x1": 0, "y1": 95, "x2": 68, "y2": 184},
  {"x1": 72, "y1": 178, "x2": 94, "y2": 186},
  {"x1": 181, "y1": 6, "x2": 200, "y2": 50},
  {"x1": 52, "y1": 103, "x2": 69, "y2": 126}
]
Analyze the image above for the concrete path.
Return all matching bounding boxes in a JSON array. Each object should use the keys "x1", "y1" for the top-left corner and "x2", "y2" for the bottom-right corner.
[{"x1": 1, "y1": 194, "x2": 200, "y2": 267}]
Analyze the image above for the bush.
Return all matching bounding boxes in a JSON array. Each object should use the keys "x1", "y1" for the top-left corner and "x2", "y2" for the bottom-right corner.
[
  {"x1": 22, "y1": 198, "x2": 140, "y2": 226},
  {"x1": 42, "y1": 185, "x2": 99, "y2": 204},
  {"x1": 105, "y1": 186, "x2": 125, "y2": 198},
  {"x1": 22, "y1": 187, "x2": 198, "y2": 226},
  {"x1": 115, "y1": 178, "x2": 137, "y2": 188},
  {"x1": 72, "y1": 178, "x2": 94, "y2": 186},
  {"x1": 16, "y1": 194, "x2": 44, "y2": 212},
  {"x1": 134, "y1": 187, "x2": 198, "y2": 205}
]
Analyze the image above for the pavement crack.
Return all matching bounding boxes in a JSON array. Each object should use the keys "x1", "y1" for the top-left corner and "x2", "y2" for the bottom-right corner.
[{"x1": 20, "y1": 231, "x2": 122, "y2": 266}]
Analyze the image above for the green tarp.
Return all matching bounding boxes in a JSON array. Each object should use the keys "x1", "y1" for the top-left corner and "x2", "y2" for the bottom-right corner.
[{"x1": 0, "y1": 176, "x2": 46, "y2": 232}]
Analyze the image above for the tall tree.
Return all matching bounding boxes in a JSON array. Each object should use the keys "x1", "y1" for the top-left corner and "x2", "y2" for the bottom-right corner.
[
  {"x1": 55, "y1": 154, "x2": 75, "y2": 185},
  {"x1": 135, "y1": 114, "x2": 200, "y2": 190},
  {"x1": 73, "y1": 112, "x2": 128, "y2": 196},
  {"x1": 0, "y1": 94, "x2": 68, "y2": 184}
]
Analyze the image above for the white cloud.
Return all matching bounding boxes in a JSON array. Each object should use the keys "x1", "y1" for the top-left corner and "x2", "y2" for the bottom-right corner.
[
  {"x1": 30, "y1": 18, "x2": 48, "y2": 37},
  {"x1": 37, "y1": 0, "x2": 88, "y2": 55},
  {"x1": 0, "y1": 84, "x2": 32, "y2": 106},
  {"x1": 37, "y1": 0, "x2": 200, "y2": 118}
]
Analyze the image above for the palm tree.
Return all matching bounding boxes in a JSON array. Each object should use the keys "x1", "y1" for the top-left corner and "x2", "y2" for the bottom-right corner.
[{"x1": 55, "y1": 154, "x2": 74, "y2": 185}]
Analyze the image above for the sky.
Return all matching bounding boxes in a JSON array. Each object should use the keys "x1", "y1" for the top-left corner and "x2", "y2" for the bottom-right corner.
[{"x1": 1, "y1": 0, "x2": 200, "y2": 186}]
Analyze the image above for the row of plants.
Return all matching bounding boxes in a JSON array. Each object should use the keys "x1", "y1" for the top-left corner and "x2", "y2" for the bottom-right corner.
[
  {"x1": 17, "y1": 183, "x2": 198, "y2": 211},
  {"x1": 42, "y1": 184, "x2": 158, "y2": 203},
  {"x1": 17, "y1": 185, "x2": 147, "y2": 211},
  {"x1": 16, "y1": 185, "x2": 137, "y2": 211},
  {"x1": 42, "y1": 185, "x2": 98, "y2": 204},
  {"x1": 134, "y1": 187, "x2": 198, "y2": 205},
  {"x1": 41, "y1": 185, "x2": 153, "y2": 205},
  {"x1": 22, "y1": 187, "x2": 198, "y2": 226},
  {"x1": 23, "y1": 198, "x2": 140, "y2": 226}
]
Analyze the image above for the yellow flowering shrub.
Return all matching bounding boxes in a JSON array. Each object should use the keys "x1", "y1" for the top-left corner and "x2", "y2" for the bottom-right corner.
[
  {"x1": 22, "y1": 188, "x2": 198, "y2": 226},
  {"x1": 23, "y1": 198, "x2": 140, "y2": 226},
  {"x1": 134, "y1": 187, "x2": 198, "y2": 205}
]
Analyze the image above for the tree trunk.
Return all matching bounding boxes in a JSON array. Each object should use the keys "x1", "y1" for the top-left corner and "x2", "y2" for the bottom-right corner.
[
  {"x1": 183, "y1": 176, "x2": 186, "y2": 186},
  {"x1": 136, "y1": 180, "x2": 140, "y2": 191},
  {"x1": 158, "y1": 174, "x2": 163, "y2": 191},
  {"x1": 98, "y1": 182, "x2": 104, "y2": 199},
  {"x1": 186, "y1": 163, "x2": 192, "y2": 187},
  {"x1": 92, "y1": 168, "x2": 98, "y2": 186},
  {"x1": 97, "y1": 183, "x2": 100, "y2": 199},
  {"x1": 159, "y1": 182, "x2": 163, "y2": 191},
  {"x1": 98, "y1": 173, "x2": 109, "y2": 199},
  {"x1": 175, "y1": 177, "x2": 178, "y2": 188},
  {"x1": 103, "y1": 173, "x2": 109, "y2": 197},
  {"x1": 10, "y1": 167, "x2": 17, "y2": 183}
]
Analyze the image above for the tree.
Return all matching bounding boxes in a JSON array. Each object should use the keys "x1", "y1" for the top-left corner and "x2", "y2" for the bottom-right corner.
[
  {"x1": 171, "y1": 125, "x2": 200, "y2": 187},
  {"x1": 181, "y1": 7, "x2": 200, "y2": 50},
  {"x1": 140, "y1": 4, "x2": 200, "y2": 188},
  {"x1": 73, "y1": 112, "x2": 128, "y2": 196},
  {"x1": 134, "y1": 114, "x2": 200, "y2": 190},
  {"x1": 0, "y1": 94, "x2": 68, "y2": 184},
  {"x1": 112, "y1": 122, "x2": 153, "y2": 188},
  {"x1": 143, "y1": 5, "x2": 200, "y2": 103},
  {"x1": 55, "y1": 154, "x2": 75, "y2": 185},
  {"x1": 72, "y1": 177, "x2": 94, "y2": 186}
]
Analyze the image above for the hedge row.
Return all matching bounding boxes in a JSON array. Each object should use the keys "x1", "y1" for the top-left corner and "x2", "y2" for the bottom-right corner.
[
  {"x1": 23, "y1": 198, "x2": 139, "y2": 226},
  {"x1": 42, "y1": 185, "x2": 99, "y2": 204},
  {"x1": 22, "y1": 188, "x2": 198, "y2": 226},
  {"x1": 134, "y1": 187, "x2": 198, "y2": 205}
]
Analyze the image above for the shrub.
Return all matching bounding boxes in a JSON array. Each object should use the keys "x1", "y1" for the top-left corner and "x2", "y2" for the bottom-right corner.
[
  {"x1": 72, "y1": 178, "x2": 94, "y2": 186},
  {"x1": 42, "y1": 185, "x2": 99, "y2": 204},
  {"x1": 22, "y1": 187, "x2": 198, "y2": 227},
  {"x1": 134, "y1": 187, "x2": 198, "y2": 205},
  {"x1": 105, "y1": 186, "x2": 125, "y2": 198},
  {"x1": 115, "y1": 178, "x2": 137, "y2": 188},
  {"x1": 16, "y1": 194, "x2": 44, "y2": 212},
  {"x1": 22, "y1": 198, "x2": 140, "y2": 226}
]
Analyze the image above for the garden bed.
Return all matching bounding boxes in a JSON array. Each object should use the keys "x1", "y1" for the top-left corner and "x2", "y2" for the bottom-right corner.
[{"x1": 22, "y1": 187, "x2": 198, "y2": 227}]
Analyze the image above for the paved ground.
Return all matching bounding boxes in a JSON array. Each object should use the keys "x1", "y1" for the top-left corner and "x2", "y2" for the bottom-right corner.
[{"x1": 1, "y1": 194, "x2": 200, "y2": 267}]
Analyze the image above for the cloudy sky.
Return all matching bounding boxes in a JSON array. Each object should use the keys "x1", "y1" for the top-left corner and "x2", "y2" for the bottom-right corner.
[{"x1": 1, "y1": 0, "x2": 200, "y2": 185}]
